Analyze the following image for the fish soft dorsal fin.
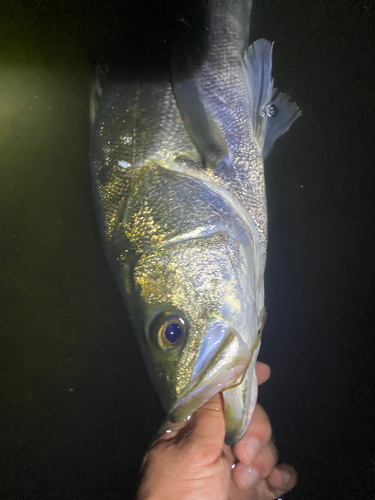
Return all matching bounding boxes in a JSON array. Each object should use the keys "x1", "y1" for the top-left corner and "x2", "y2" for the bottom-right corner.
[{"x1": 245, "y1": 39, "x2": 301, "y2": 158}]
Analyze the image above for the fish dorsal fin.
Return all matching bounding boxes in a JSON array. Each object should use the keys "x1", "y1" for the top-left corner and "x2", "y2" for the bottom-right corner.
[
  {"x1": 245, "y1": 39, "x2": 301, "y2": 159},
  {"x1": 89, "y1": 64, "x2": 108, "y2": 125},
  {"x1": 262, "y1": 91, "x2": 302, "y2": 158}
]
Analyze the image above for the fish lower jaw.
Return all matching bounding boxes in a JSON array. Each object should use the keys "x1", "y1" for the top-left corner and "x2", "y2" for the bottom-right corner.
[
  {"x1": 169, "y1": 363, "x2": 247, "y2": 423},
  {"x1": 170, "y1": 327, "x2": 251, "y2": 422}
]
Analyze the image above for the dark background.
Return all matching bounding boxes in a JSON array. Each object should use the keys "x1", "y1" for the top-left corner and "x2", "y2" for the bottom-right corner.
[{"x1": 1, "y1": 0, "x2": 374, "y2": 498}]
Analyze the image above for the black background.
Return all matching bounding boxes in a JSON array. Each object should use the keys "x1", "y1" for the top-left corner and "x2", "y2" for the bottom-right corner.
[{"x1": 1, "y1": 0, "x2": 374, "y2": 498}]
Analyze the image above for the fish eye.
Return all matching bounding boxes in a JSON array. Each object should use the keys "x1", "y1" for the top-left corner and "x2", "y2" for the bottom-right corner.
[{"x1": 156, "y1": 314, "x2": 185, "y2": 350}]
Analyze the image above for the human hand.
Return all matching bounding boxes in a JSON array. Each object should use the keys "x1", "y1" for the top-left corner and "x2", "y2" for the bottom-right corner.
[{"x1": 137, "y1": 362, "x2": 297, "y2": 500}]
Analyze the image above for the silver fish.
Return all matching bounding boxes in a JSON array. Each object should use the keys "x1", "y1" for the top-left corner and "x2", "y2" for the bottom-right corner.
[{"x1": 90, "y1": 0, "x2": 300, "y2": 444}]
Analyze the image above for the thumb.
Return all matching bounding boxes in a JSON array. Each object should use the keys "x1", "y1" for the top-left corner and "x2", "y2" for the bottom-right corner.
[
  {"x1": 188, "y1": 393, "x2": 226, "y2": 456},
  {"x1": 154, "y1": 393, "x2": 226, "y2": 456}
]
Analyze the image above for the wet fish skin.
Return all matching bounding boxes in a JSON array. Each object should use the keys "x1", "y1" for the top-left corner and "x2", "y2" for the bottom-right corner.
[{"x1": 90, "y1": 0, "x2": 300, "y2": 444}]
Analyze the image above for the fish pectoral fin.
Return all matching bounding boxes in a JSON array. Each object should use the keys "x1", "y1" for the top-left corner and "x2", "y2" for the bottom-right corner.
[
  {"x1": 245, "y1": 39, "x2": 302, "y2": 159},
  {"x1": 171, "y1": 48, "x2": 230, "y2": 172}
]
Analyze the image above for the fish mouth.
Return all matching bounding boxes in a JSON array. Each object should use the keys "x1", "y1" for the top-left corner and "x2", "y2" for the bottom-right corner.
[{"x1": 170, "y1": 326, "x2": 251, "y2": 422}]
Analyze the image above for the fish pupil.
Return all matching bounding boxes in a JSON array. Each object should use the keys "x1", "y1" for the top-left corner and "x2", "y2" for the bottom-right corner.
[{"x1": 164, "y1": 323, "x2": 182, "y2": 344}]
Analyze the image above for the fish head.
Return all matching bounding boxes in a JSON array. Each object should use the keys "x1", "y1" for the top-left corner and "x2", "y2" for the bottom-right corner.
[{"x1": 130, "y1": 229, "x2": 260, "y2": 425}]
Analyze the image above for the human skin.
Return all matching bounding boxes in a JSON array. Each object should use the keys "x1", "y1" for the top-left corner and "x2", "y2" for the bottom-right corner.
[{"x1": 137, "y1": 362, "x2": 297, "y2": 500}]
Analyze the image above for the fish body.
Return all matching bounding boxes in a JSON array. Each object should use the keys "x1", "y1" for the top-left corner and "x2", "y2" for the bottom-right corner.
[{"x1": 90, "y1": 0, "x2": 300, "y2": 444}]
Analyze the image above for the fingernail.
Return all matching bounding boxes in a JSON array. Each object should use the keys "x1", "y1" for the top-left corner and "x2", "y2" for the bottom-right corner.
[
  {"x1": 239, "y1": 467, "x2": 259, "y2": 489},
  {"x1": 281, "y1": 469, "x2": 290, "y2": 485},
  {"x1": 243, "y1": 437, "x2": 260, "y2": 463}
]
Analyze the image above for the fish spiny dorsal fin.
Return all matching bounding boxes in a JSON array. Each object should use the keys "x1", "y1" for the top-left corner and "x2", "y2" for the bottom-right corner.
[
  {"x1": 89, "y1": 64, "x2": 108, "y2": 125},
  {"x1": 245, "y1": 39, "x2": 301, "y2": 159}
]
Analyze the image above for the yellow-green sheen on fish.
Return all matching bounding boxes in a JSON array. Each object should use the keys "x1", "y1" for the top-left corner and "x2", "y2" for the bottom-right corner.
[{"x1": 90, "y1": 0, "x2": 301, "y2": 445}]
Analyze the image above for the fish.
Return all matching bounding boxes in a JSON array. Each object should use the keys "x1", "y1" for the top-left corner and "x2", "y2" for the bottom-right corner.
[{"x1": 89, "y1": 0, "x2": 301, "y2": 445}]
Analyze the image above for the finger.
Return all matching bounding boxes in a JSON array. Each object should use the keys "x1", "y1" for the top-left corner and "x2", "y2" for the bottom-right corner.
[
  {"x1": 251, "y1": 464, "x2": 297, "y2": 500},
  {"x1": 229, "y1": 481, "x2": 259, "y2": 500},
  {"x1": 266, "y1": 464, "x2": 297, "y2": 497},
  {"x1": 191, "y1": 392, "x2": 225, "y2": 441},
  {"x1": 232, "y1": 440, "x2": 278, "y2": 491},
  {"x1": 232, "y1": 462, "x2": 260, "y2": 491},
  {"x1": 222, "y1": 443, "x2": 236, "y2": 467},
  {"x1": 187, "y1": 392, "x2": 226, "y2": 461},
  {"x1": 155, "y1": 365, "x2": 270, "y2": 447},
  {"x1": 148, "y1": 414, "x2": 194, "y2": 454},
  {"x1": 249, "y1": 440, "x2": 278, "y2": 479},
  {"x1": 234, "y1": 404, "x2": 272, "y2": 465},
  {"x1": 255, "y1": 362, "x2": 271, "y2": 386},
  {"x1": 153, "y1": 391, "x2": 225, "y2": 446}
]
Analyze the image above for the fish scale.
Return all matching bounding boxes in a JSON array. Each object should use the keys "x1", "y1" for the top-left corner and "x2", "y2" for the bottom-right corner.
[
  {"x1": 90, "y1": 0, "x2": 300, "y2": 444},
  {"x1": 174, "y1": 0, "x2": 268, "y2": 252}
]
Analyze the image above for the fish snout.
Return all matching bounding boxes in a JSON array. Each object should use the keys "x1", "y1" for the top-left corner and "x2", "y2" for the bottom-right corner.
[{"x1": 170, "y1": 326, "x2": 250, "y2": 422}]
